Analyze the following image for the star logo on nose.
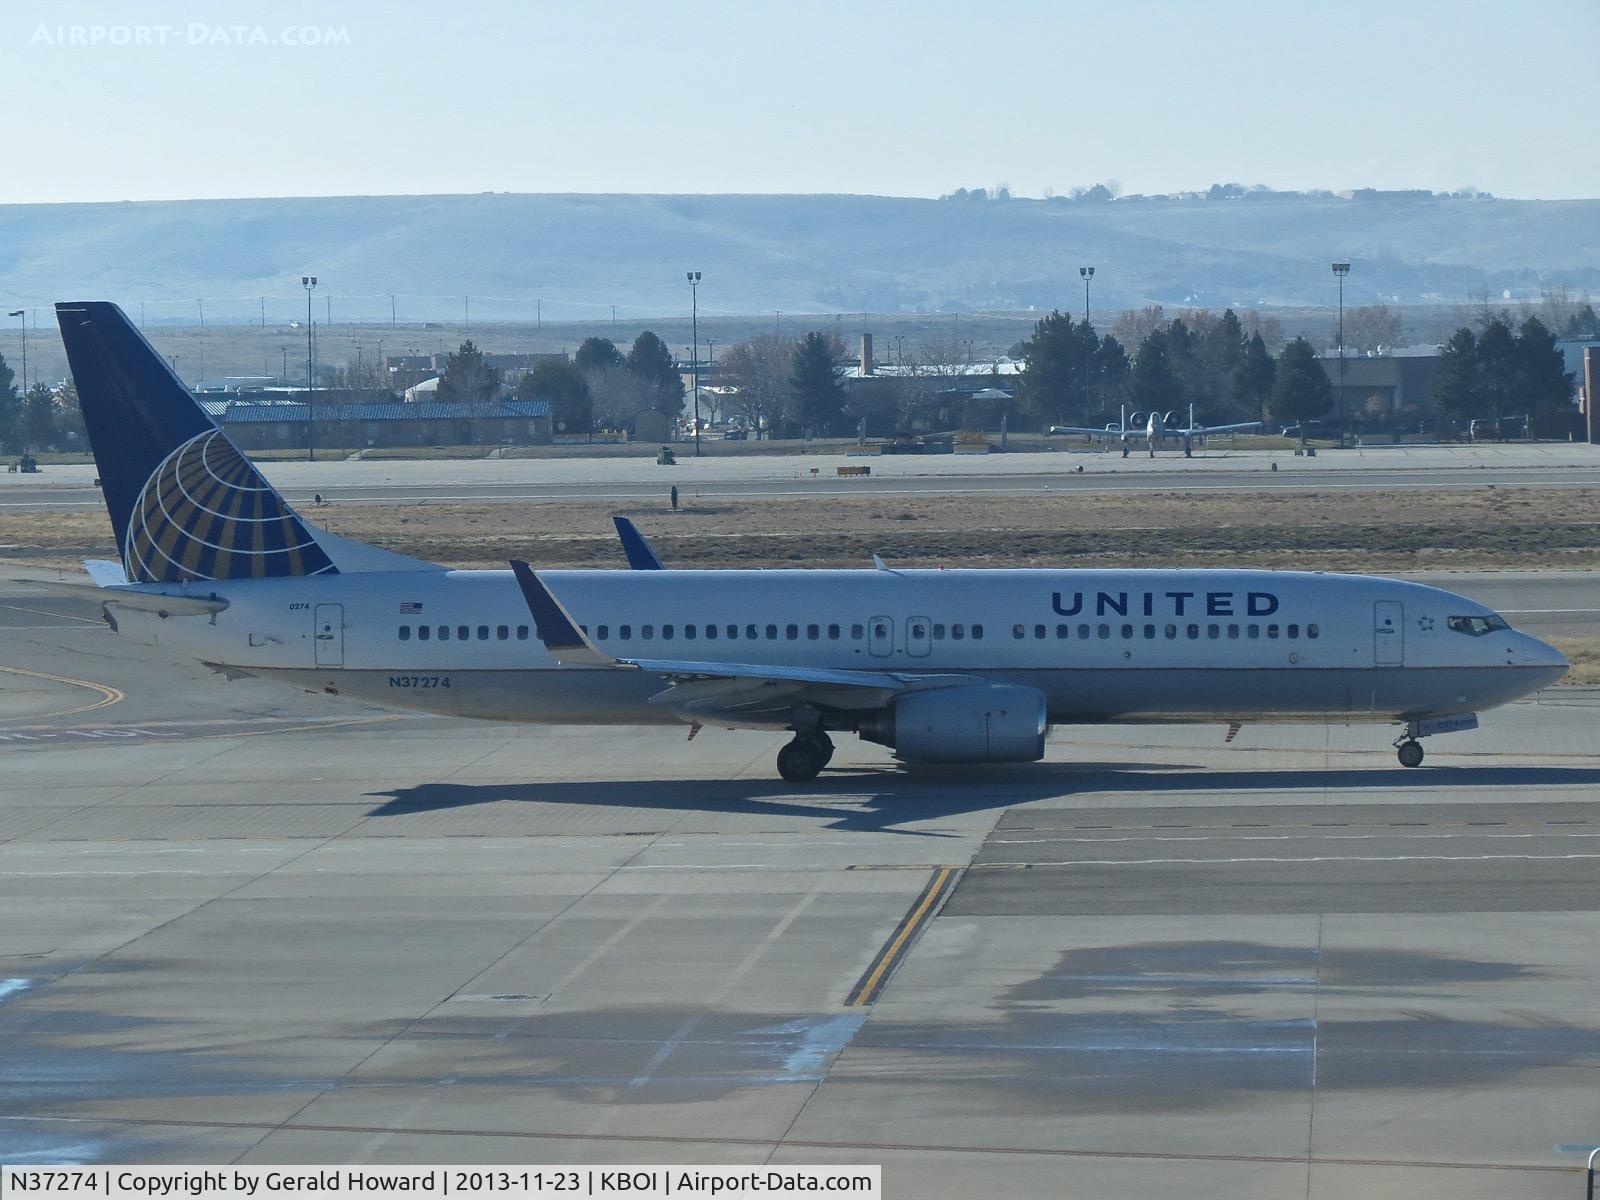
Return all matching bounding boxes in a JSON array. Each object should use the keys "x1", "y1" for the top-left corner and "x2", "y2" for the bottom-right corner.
[{"x1": 1418, "y1": 616, "x2": 1435, "y2": 632}]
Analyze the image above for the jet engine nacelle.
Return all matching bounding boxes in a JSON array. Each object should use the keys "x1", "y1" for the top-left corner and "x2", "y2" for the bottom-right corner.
[
  {"x1": 1128, "y1": 411, "x2": 1147, "y2": 428},
  {"x1": 1162, "y1": 410, "x2": 1179, "y2": 426},
  {"x1": 859, "y1": 683, "x2": 1047, "y2": 764}
]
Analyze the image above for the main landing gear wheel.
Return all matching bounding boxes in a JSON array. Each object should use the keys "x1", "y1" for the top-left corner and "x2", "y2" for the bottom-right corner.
[
  {"x1": 1396, "y1": 739, "x2": 1425, "y2": 768},
  {"x1": 777, "y1": 737, "x2": 828, "y2": 783}
]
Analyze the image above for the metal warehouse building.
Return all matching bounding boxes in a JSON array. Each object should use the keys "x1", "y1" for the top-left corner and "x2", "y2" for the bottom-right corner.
[{"x1": 198, "y1": 395, "x2": 552, "y2": 450}]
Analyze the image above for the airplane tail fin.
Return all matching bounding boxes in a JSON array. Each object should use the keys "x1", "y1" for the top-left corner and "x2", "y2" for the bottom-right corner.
[{"x1": 56, "y1": 301, "x2": 435, "y2": 583}]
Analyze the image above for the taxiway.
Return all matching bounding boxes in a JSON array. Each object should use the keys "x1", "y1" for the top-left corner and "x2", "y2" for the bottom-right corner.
[{"x1": 1, "y1": 577, "x2": 1598, "y2": 1195}]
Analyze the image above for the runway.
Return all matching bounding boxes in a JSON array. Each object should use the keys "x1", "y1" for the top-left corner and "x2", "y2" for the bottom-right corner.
[
  {"x1": 7, "y1": 443, "x2": 1600, "y2": 509},
  {"x1": 2, "y1": 577, "x2": 1599, "y2": 1196}
]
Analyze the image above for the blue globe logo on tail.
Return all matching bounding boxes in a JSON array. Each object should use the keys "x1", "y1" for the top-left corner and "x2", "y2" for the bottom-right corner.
[
  {"x1": 125, "y1": 429, "x2": 336, "y2": 583},
  {"x1": 56, "y1": 300, "x2": 340, "y2": 585}
]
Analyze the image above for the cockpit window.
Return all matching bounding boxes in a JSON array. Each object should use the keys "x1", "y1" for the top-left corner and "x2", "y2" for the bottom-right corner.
[{"x1": 1447, "y1": 614, "x2": 1510, "y2": 636}]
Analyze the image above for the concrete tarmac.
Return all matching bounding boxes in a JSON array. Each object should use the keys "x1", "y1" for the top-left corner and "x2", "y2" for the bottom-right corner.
[
  {"x1": 2, "y1": 578, "x2": 1599, "y2": 1197},
  {"x1": 7, "y1": 443, "x2": 1600, "y2": 509}
]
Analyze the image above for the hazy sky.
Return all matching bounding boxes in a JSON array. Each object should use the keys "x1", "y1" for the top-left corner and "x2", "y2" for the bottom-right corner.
[{"x1": 5, "y1": 0, "x2": 1597, "y2": 204}]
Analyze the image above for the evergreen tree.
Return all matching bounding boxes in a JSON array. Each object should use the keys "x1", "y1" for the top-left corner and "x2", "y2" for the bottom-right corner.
[
  {"x1": 790, "y1": 332, "x2": 846, "y2": 434},
  {"x1": 1202, "y1": 309, "x2": 1246, "y2": 375},
  {"x1": 1562, "y1": 303, "x2": 1600, "y2": 339},
  {"x1": 53, "y1": 380, "x2": 86, "y2": 448},
  {"x1": 1475, "y1": 318, "x2": 1520, "y2": 420},
  {"x1": 1432, "y1": 328, "x2": 1480, "y2": 427},
  {"x1": 1233, "y1": 332, "x2": 1276, "y2": 420},
  {"x1": 518, "y1": 360, "x2": 593, "y2": 434},
  {"x1": 23, "y1": 382, "x2": 56, "y2": 450},
  {"x1": 436, "y1": 340, "x2": 501, "y2": 406},
  {"x1": 626, "y1": 331, "x2": 685, "y2": 417},
  {"x1": 1270, "y1": 337, "x2": 1334, "y2": 438},
  {"x1": 0, "y1": 352, "x2": 18, "y2": 454},
  {"x1": 1165, "y1": 317, "x2": 1196, "y2": 363},
  {"x1": 1129, "y1": 328, "x2": 1178, "y2": 414},
  {"x1": 1092, "y1": 334, "x2": 1130, "y2": 417},
  {"x1": 1015, "y1": 311, "x2": 1083, "y2": 424},
  {"x1": 574, "y1": 336, "x2": 624, "y2": 374},
  {"x1": 1515, "y1": 316, "x2": 1576, "y2": 413}
]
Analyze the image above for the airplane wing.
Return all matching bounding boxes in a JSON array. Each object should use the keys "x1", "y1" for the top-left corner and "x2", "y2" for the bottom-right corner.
[
  {"x1": 509, "y1": 559, "x2": 977, "y2": 720},
  {"x1": 1186, "y1": 421, "x2": 1263, "y2": 436},
  {"x1": 1048, "y1": 425, "x2": 1129, "y2": 439},
  {"x1": 612, "y1": 516, "x2": 666, "y2": 570}
]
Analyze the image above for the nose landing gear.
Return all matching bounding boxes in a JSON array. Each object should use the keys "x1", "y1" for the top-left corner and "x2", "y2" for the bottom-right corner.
[
  {"x1": 1392, "y1": 713, "x2": 1478, "y2": 768},
  {"x1": 776, "y1": 730, "x2": 834, "y2": 783}
]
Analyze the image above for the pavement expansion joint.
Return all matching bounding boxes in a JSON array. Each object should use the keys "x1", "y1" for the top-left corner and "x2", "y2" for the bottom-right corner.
[{"x1": 845, "y1": 865, "x2": 963, "y2": 1007}]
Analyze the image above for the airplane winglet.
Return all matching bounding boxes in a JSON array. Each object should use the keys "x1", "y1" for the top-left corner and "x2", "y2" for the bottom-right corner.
[
  {"x1": 508, "y1": 560, "x2": 618, "y2": 667},
  {"x1": 612, "y1": 516, "x2": 666, "y2": 570}
]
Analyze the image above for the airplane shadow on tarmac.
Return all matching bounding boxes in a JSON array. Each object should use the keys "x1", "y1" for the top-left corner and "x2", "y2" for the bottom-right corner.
[{"x1": 364, "y1": 761, "x2": 1600, "y2": 836}]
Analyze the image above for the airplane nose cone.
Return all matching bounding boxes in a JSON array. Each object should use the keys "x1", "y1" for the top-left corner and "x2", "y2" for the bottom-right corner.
[{"x1": 1519, "y1": 634, "x2": 1568, "y2": 684}]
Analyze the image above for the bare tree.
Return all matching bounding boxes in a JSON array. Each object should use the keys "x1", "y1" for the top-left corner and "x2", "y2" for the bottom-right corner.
[
  {"x1": 1240, "y1": 311, "x2": 1285, "y2": 355},
  {"x1": 584, "y1": 364, "x2": 657, "y2": 432},
  {"x1": 898, "y1": 335, "x2": 976, "y2": 430},
  {"x1": 335, "y1": 354, "x2": 387, "y2": 390},
  {"x1": 721, "y1": 334, "x2": 796, "y2": 438},
  {"x1": 1338, "y1": 304, "x2": 1405, "y2": 353},
  {"x1": 1112, "y1": 305, "x2": 1167, "y2": 349},
  {"x1": 1528, "y1": 283, "x2": 1590, "y2": 333},
  {"x1": 1458, "y1": 287, "x2": 1516, "y2": 332}
]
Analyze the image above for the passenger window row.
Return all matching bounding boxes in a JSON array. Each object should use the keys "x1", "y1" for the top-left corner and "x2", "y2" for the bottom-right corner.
[
  {"x1": 398, "y1": 625, "x2": 529, "y2": 642},
  {"x1": 574, "y1": 622, "x2": 860, "y2": 642},
  {"x1": 565, "y1": 622, "x2": 987, "y2": 643},
  {"x1": 1012, "y1": 621, "x2": 1320, "y2": 642},
  {"x1": 390, "y1": 616, "x2": 1344, "y2": 647}
]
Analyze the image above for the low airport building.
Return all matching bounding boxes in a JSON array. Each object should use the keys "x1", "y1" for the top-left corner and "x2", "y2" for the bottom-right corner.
[
  {"x1": 198, "y1": 392, "x2": 552, "y2": 449},
  {"x1": 1317, "y1": 346, "x2": 1442, "y2": 428}
]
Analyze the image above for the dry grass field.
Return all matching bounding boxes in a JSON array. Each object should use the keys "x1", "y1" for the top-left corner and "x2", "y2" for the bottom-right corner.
[{"x1": 5, "y1": 484, "x2": 1597, "y2": 679}]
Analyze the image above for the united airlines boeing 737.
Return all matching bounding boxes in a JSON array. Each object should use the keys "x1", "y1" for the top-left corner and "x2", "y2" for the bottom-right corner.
[{"x1": 31, "y1": 301, "x2": 1567, "y2": 782}]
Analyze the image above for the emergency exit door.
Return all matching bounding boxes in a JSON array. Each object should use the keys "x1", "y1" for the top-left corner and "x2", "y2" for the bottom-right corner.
[{"x1": 868, "y1": 615, "x2": 894, "y2": 657}]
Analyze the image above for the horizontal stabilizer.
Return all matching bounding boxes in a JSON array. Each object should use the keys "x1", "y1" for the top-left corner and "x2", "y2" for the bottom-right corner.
[
  {"x1": 83, "y1": 559, "x2": 129, "y2": 587},
  {"x1": 14, "y1": 577, "x2": 228, "y2": 616}
]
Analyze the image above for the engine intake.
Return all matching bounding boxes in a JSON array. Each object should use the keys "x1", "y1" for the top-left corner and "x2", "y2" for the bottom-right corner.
[{"x1": 860, "y1": 683, "x2": 1047, "y2": 764}]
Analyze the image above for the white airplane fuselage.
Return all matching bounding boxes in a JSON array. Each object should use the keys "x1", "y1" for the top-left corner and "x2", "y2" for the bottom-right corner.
[{"x1": 110, "y1": 566, "x2": 1565, "y2": 731}]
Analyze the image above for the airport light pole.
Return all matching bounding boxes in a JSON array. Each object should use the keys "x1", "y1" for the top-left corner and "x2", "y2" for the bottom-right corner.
[
  {"x1": 1079, "y1": 267, "x2": 1094, "y2": 420},
  {"x1": 1332, "y1": 262, "x2": 1350, "y2": 448},
  {"x1": 688, "y1": 271, "x2": 701, "y2": 456},
  {"x1": 7, "y1": 310, "x2": 24, "y2": 397},
  {"x1": 302, "y1": 276, "x2": 318, "y2": 462}
]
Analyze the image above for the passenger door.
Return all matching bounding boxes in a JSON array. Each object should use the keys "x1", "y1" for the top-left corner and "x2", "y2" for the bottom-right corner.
[
  {"x1": 1373, "y1": 601, "x2": 1403, "y2": 667},
  {"x1": 868, "y1": 615, "x2": 894, "y2": 658},
  {"x1": 905, "y1": 615, "x2": 931, "y2": 658},
  {"x1": 314, "y1": 603, "x2": 345, "y2": 667}
]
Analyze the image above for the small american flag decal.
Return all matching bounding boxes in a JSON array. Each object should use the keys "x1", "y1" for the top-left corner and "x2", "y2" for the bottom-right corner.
[{"x1": 399, "y1": 601, "x2": 423, "y2": 614}]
